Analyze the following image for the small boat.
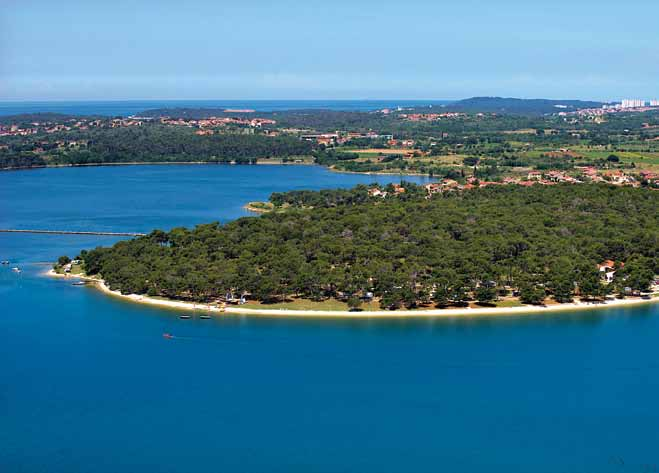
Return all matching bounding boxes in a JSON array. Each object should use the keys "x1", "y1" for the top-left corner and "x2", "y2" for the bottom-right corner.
[
  {"x1": 163, "y1": 333, "x2": 175, "y2": 339},
  {"x1": 71, "y1": 281, "x2": 87, "y2": 286},
  {"x1": 199, "y1": 314, "x2": 211, "y2": 319},
  {"x1": 11, "y1": 267, "x2": 21, "y2": 273},
  {"x1": 1, "y1": 260, "x2": 9, "y2": 265},
  {"x1": 178, "y1": 314, "x2": 192, "y2": 319}
]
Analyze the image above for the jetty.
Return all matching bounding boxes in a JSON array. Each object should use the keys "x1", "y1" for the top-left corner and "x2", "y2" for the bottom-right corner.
[{"x1": 0, "y1": 229, "x2": 146, "y2": 237}]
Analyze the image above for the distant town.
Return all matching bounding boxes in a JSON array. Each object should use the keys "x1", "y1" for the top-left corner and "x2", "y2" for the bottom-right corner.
[
  {"x1": 561, "y1": 98, "x2": 659, "y2": 119},
  {"x1": 1, "y1": 97, "x2": 657, "y2": 192}
]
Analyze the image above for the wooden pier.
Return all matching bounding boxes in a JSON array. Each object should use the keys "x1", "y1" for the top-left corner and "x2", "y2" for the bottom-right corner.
[{"x1": 0, "y1": 229, "x2": 146, "y2": 237}]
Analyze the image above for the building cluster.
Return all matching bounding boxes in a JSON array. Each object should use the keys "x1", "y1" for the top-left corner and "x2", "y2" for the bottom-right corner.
[
  {"x1": 620, "y1": 99, "x2": 646, "y2": 109},
  {"x1": 301, "y1": 131, "x2": 394, "y2": 146},
  {"x1": 560, "y1": 98, "x2": 659, "y2": 118},
  {"x1": 0, "y1": 117, "x2": 146, "y2": 137},
  {"x1": 0, "y1": 114, "x2": 279, "y2": 139},
  {"x1": 420, "y1": 168, "x2": 655, "y2": 198},
  {"x1": 367, "y1": 184, "x2": 406, "y2": 198},
  {"x1": 161, "y1": 116, "x2": 276, "y2": 129},
  {"x1": 399, "y1": 112, "x2": 465, "y2": 122},
  {"x1": 0, "y1": 124, "x2": 37, "y2": 136}
]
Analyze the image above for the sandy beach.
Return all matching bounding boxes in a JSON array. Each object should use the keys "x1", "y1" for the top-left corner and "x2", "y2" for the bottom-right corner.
[{"x1": 47, "y1": 269, "x2": 658, "y2": 319}]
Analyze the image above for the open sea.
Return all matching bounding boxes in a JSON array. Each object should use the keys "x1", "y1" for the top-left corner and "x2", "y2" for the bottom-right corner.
[
  {"x1": 1, "y1": 165, "x2": 658, "y2": 473},
  {"x1": 0, "y1": 100, "x2": 452, "y2": 117}
]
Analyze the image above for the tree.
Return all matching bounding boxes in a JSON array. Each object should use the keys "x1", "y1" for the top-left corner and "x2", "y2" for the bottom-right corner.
[
  {"x1": 346, "y1": 296, "x2": 362, "y2": 311},
  {"x1": 576, "y1": 265, "x2": 606, "y2": 300},
  {"x1": 432, "y1": 283, "x2": 451, "y2": 307},
  {"x1": 401, "y1": 287, "x2": 418, "y2": 309},
  {"x1": 519, "y1": 282, "x2": 546, "y2": 305},
  {"x1": 548, "y1": 260, "x2": 575, "y2": 303},
  {"x1": 380, "y1": 291, "x2": 402, "y2": 310},
  {"x1": 617, "y1": 257, "x2": 654, "y2": 293},
  {"x1": 475, "y1": 285, "x2": 497, "y2": 305},
  {"x1": 57, "y1": 255, "x2": 71, "y2": 266}
]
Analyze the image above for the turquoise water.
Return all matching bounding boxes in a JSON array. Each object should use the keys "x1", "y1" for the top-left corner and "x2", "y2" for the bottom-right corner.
[
  {"x1": 1, "y1": 165, "x2": 658, "y2": 473},
  {"x1": 0, "y1": 100, "x2": 452, "y2": 117}
]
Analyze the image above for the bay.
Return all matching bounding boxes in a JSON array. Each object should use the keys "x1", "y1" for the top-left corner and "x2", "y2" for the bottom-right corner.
[
  {"x1": 1, "y1": 164, "x2": 657, "y2": 473},
  {"x1": 0, "y1": 100, "x2": 452, "y2": 117}
]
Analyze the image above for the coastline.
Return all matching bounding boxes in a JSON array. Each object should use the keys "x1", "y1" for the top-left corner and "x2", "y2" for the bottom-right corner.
[
  {"x1": 46, "y1": 269, "x2": 658, "y2": 319},
  {"x1": 1, "y1": 160, "x2": 429, "y2": 178},
  {"x1": 0, "y1": 159, "x2": 315, "y2": 173},
  {"x1": 243, "y1": 202, "x2": 274, "y2": 213},
  {"x1": 328, "y1": 166, "x2": 433, "y2": 177}
]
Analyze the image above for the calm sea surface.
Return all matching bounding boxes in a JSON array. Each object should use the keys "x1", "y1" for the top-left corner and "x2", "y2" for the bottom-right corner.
[
  {"x1": 0, "y1": 100, "x2": 452, "y2": 117},
  {"x1": 1, "y1": 165, "x2": 657, "y2": 473}
]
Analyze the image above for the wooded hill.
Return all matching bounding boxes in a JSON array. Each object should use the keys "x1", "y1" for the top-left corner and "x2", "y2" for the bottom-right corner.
[{"x1": 444, "y1": 97, "x2": 605, "y2": 115}]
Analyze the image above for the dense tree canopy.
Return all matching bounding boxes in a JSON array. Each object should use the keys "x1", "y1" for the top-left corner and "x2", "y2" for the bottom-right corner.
[
  {"x1": 81, "y1": 184, "x2": 658, "y2": 309},
  {"x1": 0, "y1": 125, "x2": 313, "y2": 169}
]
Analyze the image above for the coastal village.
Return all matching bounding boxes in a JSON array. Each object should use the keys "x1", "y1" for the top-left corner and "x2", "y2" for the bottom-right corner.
[
  {"x1": 2, "y1": 102, "x2": 658, "y2": 190},
  {"x1": 362, "y1": 166, "x2": 658, "y2": 199},
  {"x1": 418, "y1": 168, "x2": 658, "y2": 195},
  {"x1": 0, "y1": 113, "x2": 278, "y2": 137}
]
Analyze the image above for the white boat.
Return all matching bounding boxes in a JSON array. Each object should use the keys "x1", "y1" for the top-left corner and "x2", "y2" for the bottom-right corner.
[{"x1": 12, "y1": 267, "x2": 21, "y2": 273}]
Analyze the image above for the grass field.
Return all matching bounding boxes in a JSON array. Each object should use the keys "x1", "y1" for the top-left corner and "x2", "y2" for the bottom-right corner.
[
  {"x1": 344, "y1": 148, "x2": 417, "y2": 155},
  {"x1": 242, "y1": 298, "x2": 351, "y2": 311},
  {"x1": 54, "y1": 263, "x2": 85, "y2": 275},
  {"x1": 502, "y1": 129, "x2": 537, "y2": 135},
  {"x1": 494, "y1": 299, "x2": 525, "y2": 308},
  {"x1": 568, "y1": 147, "x2": 659, "y2": 170},
  {"x1": 245, "y1": 201, "x2": 275, "y2": 212},
  {"x1": 242, "y1": 297, "x2": 426, "y2": 312}
]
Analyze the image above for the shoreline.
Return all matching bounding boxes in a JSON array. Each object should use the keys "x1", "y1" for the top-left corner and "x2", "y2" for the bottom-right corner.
[
  {"x1": 1, "y1": 160, "x2": 430, "y2": 178},
  {"x1": 46, "y1": 269, "x2": 658, "y2": 319},
  {"x1": 243, "y1": 202, "x2": 274, "y2": 213},
  {"x1": 328, "y1": 166, "x2": 433, "y2": 177},
  {"x1": 0, "y1": 159, "x2": 316, "y2": 173}
]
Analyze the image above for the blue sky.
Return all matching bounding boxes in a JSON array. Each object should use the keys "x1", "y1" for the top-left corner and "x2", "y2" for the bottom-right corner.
[{"x1": 1, "y1": 0, "x2": 658, "y2": 101}]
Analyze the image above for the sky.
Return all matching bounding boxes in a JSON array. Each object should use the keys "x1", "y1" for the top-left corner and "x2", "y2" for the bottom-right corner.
[{"x1": 1, "y1": 0, "x2": 658, "y2": 101}]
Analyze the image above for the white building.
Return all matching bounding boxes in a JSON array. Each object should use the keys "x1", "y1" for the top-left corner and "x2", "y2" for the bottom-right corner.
[
  {"x1": 650, "y1": 100, "x2": 659, "y2": 107},
  {"x1": 620, "y1": 99, "x2": 645, "y2": 108}
]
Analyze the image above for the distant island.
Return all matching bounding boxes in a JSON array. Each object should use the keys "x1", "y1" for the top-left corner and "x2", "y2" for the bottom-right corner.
[{"x1": 54, "y1": 183, "x2": 658, "y2": 315}]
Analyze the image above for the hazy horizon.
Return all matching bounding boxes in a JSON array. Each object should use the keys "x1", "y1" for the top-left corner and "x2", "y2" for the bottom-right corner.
[
  {"x1": 0, "y1": 96, "x2": 617, "y2": 103},
  {"x1": 2, "y1": 0, "x2": 657, "y2": 101}
]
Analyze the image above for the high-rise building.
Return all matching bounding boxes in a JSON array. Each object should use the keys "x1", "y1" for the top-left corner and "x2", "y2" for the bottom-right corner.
[{"x1": 620, "y1": 99, "x2": 645, "y2": 108}]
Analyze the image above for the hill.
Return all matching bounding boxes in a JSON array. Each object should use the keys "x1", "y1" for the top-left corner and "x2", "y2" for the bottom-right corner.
[{"x1": 446, "y1": 97, "x2": 605, "y2": 115}]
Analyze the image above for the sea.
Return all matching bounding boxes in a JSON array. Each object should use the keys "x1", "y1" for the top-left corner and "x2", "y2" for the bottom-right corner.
[
  {"x1": 1, "y1": 164, "x2": 658, "y2": 473},
  {"x1": 0, "y1": 100, "x2": 452, "y2": 117}
]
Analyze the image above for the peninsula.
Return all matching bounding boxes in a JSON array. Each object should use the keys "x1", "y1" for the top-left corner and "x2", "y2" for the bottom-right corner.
[{"x1": 54, "y1": 183, "x2": 658, "y2": 316}]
